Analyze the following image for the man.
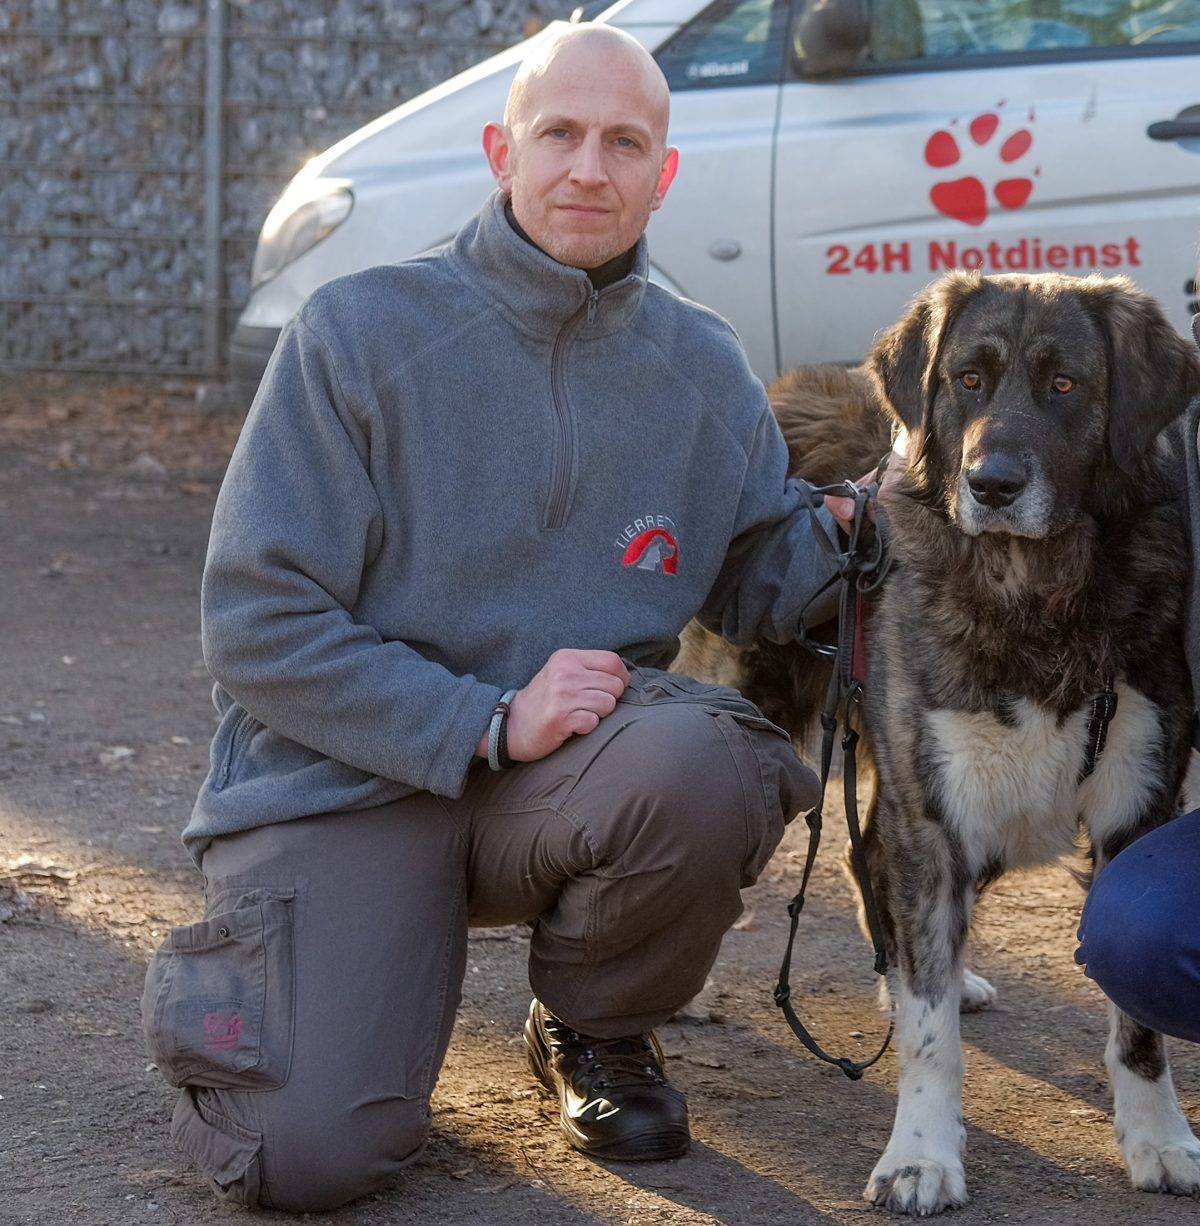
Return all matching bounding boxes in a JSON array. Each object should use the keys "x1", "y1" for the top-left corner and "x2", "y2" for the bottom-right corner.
[{"x1": 142, "y1": 24, "x2": 838, "y2": 1212}]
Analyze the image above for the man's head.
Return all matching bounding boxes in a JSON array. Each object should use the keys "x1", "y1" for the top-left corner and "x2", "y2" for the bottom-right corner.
[{"x1": 482, "y1": 24, "x2": 679, "y2": 270}]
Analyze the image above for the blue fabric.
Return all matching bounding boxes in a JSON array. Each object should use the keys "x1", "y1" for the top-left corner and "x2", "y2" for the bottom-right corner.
[{"x1": 1075, "y1": 809, "x2": 1200, "y2": 1043}]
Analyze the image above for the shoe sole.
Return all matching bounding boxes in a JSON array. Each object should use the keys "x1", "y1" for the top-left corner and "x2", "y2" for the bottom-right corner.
[{"x1": 524, "y1": 1013, "x2": 691, "y2": 1162}]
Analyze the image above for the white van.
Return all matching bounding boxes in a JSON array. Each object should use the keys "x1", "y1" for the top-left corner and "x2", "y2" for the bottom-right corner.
[{"x1": 231, "y1": 0, "x2": 1200, "y2": 397}]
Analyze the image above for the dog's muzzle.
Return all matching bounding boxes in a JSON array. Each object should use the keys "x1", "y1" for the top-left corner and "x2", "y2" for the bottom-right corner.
[
  {"x1": 966, "y1": 453, "x2": 1026, "y2": 509},
  {"x1": 955, "y1": 451, "x2": 1054, "y2": 538}
]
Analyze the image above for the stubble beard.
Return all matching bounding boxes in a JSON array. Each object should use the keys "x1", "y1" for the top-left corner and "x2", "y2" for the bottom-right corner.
[{"x1": 517, "y1": 191, "x2": 655, "y2": 271}]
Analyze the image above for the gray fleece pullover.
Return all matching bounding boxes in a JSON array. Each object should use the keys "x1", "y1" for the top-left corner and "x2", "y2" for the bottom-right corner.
[{"x1": 184, "y1": 190, "x2": 839, "y2": 862}]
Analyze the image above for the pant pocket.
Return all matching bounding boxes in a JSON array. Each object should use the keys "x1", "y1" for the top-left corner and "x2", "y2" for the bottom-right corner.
[
  {"x1": 709, "y1": 709, "x2": 816, "y2": 884},
  {"x1": 142, "y1": 886, "x2": 296, "y2": 1090},
  {"x1": 634, "y1": 665, "x2": 795, "y2": 741},
  {"x1": 171, "y1": 1089, "x2": 263, "y2": 1206}
]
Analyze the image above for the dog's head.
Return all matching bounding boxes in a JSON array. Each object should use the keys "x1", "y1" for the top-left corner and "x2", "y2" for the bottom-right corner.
[{"x1": 868, "y1": 271, "x2": 1200, "y2": 538}]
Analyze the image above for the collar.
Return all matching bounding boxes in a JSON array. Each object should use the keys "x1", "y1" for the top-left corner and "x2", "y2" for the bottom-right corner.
[{"x1": 449, "y1": 190, "x2": 649, "y2": 342}]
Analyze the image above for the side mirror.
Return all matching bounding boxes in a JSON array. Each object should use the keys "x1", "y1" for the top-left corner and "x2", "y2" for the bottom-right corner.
[{"x1": 793, "y1": 0, "x2": 869, "y2": 78}]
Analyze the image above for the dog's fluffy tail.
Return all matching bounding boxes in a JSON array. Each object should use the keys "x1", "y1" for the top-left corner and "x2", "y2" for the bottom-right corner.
[
  {"x1": 744, "y1": 365, "x2": 892, "y2": 742},
  {"x1": 770, "y1": 364, "x2": 893, "y2": 487}
]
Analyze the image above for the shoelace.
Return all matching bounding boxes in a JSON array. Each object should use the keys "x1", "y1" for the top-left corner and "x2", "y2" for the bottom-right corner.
[
  {"x1": 548, "y1": 1021, "x2": 667, "y2": 1090},
  {"x1": 575, "y1": 1044, "x2": 665, "y2": 1091}
]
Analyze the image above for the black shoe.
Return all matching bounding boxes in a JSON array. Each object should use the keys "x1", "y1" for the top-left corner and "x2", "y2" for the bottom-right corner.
[{"x1": 524, "y1": 999, "x2": 690, "y2": 1161}]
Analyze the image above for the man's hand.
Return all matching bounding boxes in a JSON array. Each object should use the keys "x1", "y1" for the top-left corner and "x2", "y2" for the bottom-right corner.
[
  {"x1": 824, "y1": 472, "x2": 876, "y2": 535},
  {"x1": 477, "y1": 649, "x2": 630, "y2": 764},
  {"x1": 824, "y1": 431, "x2": 910, "y2": 534}
]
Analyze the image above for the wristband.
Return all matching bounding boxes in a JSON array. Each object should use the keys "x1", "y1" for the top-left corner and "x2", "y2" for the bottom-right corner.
[{"x1": 487, "y1": 689, "x2": 518, "y2": 772}]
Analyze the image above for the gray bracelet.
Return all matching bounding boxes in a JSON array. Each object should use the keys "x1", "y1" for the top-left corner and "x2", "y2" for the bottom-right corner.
[{"x1": 487, "y1": 689, "x2": 518, "y2": 772}]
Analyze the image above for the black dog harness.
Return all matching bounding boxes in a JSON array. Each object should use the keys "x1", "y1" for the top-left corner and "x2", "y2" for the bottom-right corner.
[{"x1": 1079, "y1": 680, "x2": 1118, "y2": 781}]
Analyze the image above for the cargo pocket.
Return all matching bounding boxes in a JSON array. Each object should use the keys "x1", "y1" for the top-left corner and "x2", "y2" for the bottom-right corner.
[
  {"x1": 636, "y1": 666, "x2": 795, "y2": 741},
  {"x1": 142, "y1": 886, "x2": 296, "y2": 1090},
  {"x1": 171, "y1": 1088, "x2": 263, "y2": 1206},
  {"x1": 707, "y1": 707, "x2": 813, "y2": 885}
]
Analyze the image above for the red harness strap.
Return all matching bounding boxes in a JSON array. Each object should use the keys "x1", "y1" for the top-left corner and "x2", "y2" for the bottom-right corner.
[{"x1": 851, "y1": 589, "x2": 873, "y2": 686}]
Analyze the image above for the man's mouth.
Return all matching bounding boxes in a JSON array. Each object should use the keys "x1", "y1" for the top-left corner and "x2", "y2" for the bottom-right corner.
[{"x1": 556, "y1": 202, "x2": 610, "y2": 216}]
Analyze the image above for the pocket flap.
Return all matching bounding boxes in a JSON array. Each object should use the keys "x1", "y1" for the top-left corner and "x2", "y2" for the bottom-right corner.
[
  {"x1": 143, "y1": 889, "x2": 296, "y2": 1091},
  {"x1": 171, "y1": 1091, "x2": 262, "y2": 1205}
]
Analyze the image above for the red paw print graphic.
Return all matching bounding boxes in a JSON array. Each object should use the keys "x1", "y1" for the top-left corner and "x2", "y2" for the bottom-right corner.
[{"x1": 925, "y1": 107, "x2": 1037, "y2": 227}]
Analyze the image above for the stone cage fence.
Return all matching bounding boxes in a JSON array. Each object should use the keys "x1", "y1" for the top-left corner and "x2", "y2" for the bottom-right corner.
[{"x1": 0, "y1": 0, "x2": 575, "y2": 378}]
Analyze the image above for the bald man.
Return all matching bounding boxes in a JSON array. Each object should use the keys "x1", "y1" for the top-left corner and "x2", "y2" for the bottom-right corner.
[{"x1": 142, "y1": 24, "x2": 838, "y2": 1211}]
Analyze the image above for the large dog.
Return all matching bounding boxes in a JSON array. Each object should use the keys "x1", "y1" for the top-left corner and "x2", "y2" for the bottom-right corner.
[{"x1": 679, "y1": 271, "x2": 1200, "y2": 1213}]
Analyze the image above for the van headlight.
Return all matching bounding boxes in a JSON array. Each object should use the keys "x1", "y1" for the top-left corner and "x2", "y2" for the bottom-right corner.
[{"x1": 250, "y1": 181, "x2": 354, "y2": 290}]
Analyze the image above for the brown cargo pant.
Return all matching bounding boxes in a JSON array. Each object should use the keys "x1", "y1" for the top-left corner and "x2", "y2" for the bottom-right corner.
[{"x1": 141, "y1": 668, "x2": 818, "y2": 1211}]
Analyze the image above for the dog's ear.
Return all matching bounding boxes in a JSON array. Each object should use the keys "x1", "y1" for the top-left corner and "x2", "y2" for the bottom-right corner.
[
  {"x1": 867, "y1": 270, "x2": 978, "y2": 432},
  {"x1": 1082, "y1": 275, "x2": 1200, "y2": 476}
]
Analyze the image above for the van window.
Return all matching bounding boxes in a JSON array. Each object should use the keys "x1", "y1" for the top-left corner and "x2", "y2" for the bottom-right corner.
[
  {"x1": 656, "y1": 0, "x2": 792, "y2": 89},
  {"x1": 792, "y1": 0, "x2": 1200, "y2": 74},
  {"x1": 905, "y1": 0, "x2": 1200, "y2": 61}
]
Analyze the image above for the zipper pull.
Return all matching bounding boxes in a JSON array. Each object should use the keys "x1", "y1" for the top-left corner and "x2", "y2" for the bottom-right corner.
[{"x1": 586, "y1": 289, "x2": 599, "y2": 325}]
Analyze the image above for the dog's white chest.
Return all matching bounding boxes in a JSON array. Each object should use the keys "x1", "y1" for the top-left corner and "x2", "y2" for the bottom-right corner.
[{"x1": 924, "y1": 683, "x2": 1161, "y2": 872}]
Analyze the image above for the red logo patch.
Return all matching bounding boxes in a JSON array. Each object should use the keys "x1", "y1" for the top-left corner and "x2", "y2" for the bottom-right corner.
[
  {"x1": 623, "y1": 528, "x2": 678, "y2": 575},
  {"x1": 203, "y1": 1010, "x2": 244, "y2": 1051},
  {"x1": 925, "y1": 105, "x2": 1038, "y2": 228}
]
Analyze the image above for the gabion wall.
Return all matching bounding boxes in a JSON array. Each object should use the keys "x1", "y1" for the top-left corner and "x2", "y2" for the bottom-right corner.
[{"x1": 0, "y1": 0, "x2": 577, "y2": 376}]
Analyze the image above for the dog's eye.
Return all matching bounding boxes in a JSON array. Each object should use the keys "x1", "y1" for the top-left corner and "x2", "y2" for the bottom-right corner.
[
  {"x1": 960, "y1": 371, "x2": 981, "y2": 390},
  {"x1": 1051, "y1": 375, "x2": 1074, "y2": 394}
]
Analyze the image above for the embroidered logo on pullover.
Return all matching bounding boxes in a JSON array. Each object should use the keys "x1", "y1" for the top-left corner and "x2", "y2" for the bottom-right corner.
[{"x1": 616, "y1": 515, "x2": 679, "y2": 575}]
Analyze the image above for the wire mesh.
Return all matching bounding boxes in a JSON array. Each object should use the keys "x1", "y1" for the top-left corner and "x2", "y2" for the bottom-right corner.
[{"x1": 0, "y1": 2, "x2": 562, "y2": 376}]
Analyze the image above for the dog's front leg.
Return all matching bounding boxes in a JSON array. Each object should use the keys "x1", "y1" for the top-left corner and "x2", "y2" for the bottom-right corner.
[
  {"x1": 1107, "y1": 1005, "x2": 1200, "y2": 1194},
  {"x1": 865, "y1": 847, "x2": 971, "y2": 1215},
  {"x1": 1086, "y1": 814, "x2": 1200, "y2": 1193}
]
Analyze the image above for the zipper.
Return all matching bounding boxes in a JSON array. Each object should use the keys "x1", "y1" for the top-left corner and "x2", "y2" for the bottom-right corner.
[
  {"x1": 545, "y1": 287, "x2": 600, "y2": 529},
  {"x1": 216, "y1": 708, "x2": 254, "y2": 791}
]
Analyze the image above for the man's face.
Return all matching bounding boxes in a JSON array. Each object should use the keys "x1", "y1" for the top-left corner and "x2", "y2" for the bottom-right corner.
[{"x1": 483, "y1": 33, "x2": 678, "y2": 270}]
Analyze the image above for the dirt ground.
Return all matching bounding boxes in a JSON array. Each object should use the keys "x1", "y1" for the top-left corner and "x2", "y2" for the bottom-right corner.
[{"x1": 3, "y1": 372, "x2": 1200, "y2": 1226}]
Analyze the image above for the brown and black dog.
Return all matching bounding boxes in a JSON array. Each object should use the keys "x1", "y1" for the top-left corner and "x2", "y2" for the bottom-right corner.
[{"x1": 679, "y1": 271, "x2": 1200, "y2": 1213}]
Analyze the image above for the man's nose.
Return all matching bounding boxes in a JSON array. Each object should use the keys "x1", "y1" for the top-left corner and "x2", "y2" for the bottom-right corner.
[{"x1": 569, "y1": 133, "x2": 608, "y2": 186}]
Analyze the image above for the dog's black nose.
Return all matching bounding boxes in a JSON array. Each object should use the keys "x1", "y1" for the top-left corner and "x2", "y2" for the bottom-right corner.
[{"x1": 966, "y1": 456, "x2": 1027, "y2": 508}]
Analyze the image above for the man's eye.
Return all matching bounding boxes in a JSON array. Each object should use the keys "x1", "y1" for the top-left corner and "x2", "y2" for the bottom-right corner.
[
  {"x1": 1051, "y1": 375, "x2": 1074, "y2": 394},
  {"x1": 960, "y1": 371, "x2": 981, "y2": 390}
]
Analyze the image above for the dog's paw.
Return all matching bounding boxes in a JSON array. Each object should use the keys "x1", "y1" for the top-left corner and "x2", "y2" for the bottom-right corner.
[
  {"x1": 959, "y1": 967, "x2": 997, "y2": 1013},
  {"x1": 864, "y1": 1155, "x2": 968, "y2": 1215},
  {"x1": 1112, "y1": 1067, "x2": 1200, "y2": 1195},
  {"x1": 669, "y1": 976, "x2": 719, "y2": 1023},
  {"x1": 1125, "y1": 1138, "x2": 1200, "y2": 1196}
]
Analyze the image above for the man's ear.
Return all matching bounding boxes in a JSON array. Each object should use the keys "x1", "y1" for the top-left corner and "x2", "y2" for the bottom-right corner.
[
  {"x1": 482, "y1": 122, "x2": 513, "y2": 191},
  {"x1": 650, "y1": 147, "x2": 680, "y2": 212}
]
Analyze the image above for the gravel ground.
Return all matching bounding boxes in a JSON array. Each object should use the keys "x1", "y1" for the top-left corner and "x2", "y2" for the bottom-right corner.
[{"x1": 2, "y1": 373, "x2": 1199, "y2": 1226}]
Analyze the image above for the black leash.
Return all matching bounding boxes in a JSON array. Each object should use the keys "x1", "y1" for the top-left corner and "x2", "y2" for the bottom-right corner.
[{"x1": 773, "y1": 476, "x2": 894, "y2": 1080}]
